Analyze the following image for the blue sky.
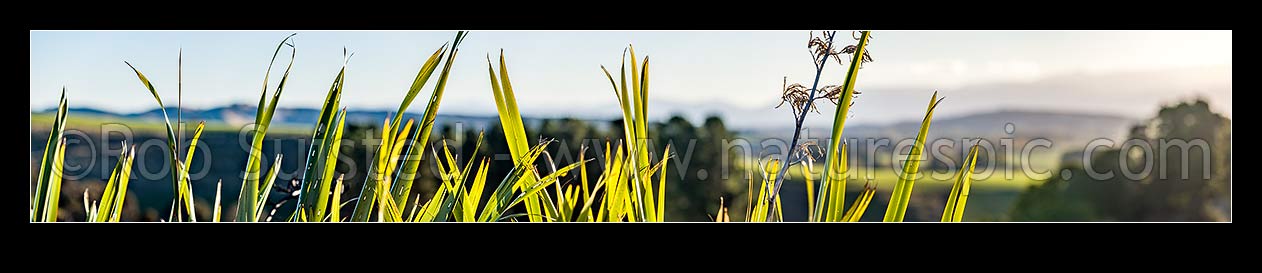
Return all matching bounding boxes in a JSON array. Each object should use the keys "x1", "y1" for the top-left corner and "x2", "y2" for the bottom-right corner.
[{"x1": 30, "y1": 30, "x2": 1232, "y2": 127}]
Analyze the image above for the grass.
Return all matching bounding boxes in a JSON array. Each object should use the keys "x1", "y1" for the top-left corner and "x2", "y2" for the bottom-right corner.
[
  {"x1": 883, "y1": 91, "x2": 944, "y2": 222},
  {"x1": 749, "y1": 164, "x2": 1038, "y2": 221},
  {"x1": 839, "y1": 181, "x2": 876, "y2": 222},
  {"x1": 31, "y1": 88, "x2": 67, "y2": 222},
  {"x1": 815, "y1": 31, "x2": 869, "y2": 222},
  {"x1": 753, "y1": 30, "x2": 997, "y2": 222},
  {"x1": 473, "y1": 45, "x2": 672, "y2": 222},
  {"x1": 349, "y1": 31, "x2": 466, "y2": 222},
  {"x1": 293, "y1": 47, "x2": 349, "y2": 222},
  {"x1": 232, "y1": 34, "x2": 296, "y2": 222},
  {"x1": 597, "y1": 45, "x2": 672, "y2": 222},
  {"x1": 125, "y1": 59, "x2": 201, "y2": 221},
  {"x1": 942, "y1": 142, "x2": 982, "y2": 222},
  {"x1": 767, "y1": 31, "x2": 844, "y2": 221},
  {"x1": 489, "y1": 49, "x2": 546, "y2": 221},
  {"x1": 85, "y1": 144, "x2": 136, "y2": 222},
  {"x1": 31, "y1": 30, "x2": 1013, "y2": 222}
]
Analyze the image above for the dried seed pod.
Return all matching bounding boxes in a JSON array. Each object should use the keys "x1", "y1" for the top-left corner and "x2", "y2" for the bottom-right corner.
[
  {"x1": 839, "y1": 44, "x2": 874, "y2": 64},
  {"x1": 777, "y1": 80, "x2": 820, "y2": 115}
]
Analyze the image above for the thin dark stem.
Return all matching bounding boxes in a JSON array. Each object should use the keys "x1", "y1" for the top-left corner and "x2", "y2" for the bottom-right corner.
[
  {"x1": 177, "y1": 49, "x2": 185, "y2": 219},
  {"x1": 767, "y1": 31, "x2": 837, "y2": 221},
  {"x1": 177, "y1": 49, "x2": 183, "y2": 158}
]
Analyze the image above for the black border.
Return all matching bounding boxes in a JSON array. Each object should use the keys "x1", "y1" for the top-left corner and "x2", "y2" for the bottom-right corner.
[
  {"x1": 24, "y1": 5, "x2": 1235, "y2": 30},
  {"x1": 19, "y1": 222, "x2": 1237, "y2": 256},
  {"x1": 19, "y1": 5, "x2": 1235, "y2": 258}
]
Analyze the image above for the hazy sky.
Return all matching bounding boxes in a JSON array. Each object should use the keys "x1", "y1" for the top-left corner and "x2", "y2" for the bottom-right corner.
[{"x1": 29, "y1": 30, "x2": 1232, "y2": 127}]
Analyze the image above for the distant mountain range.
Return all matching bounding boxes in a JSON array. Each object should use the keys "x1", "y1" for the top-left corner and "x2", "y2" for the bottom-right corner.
[
  {"x1": 467, "y1": 65, "x2": 1228, "y2": 131},
  {"x1": 855, "y1": 109, "x2": 1134, "y2": 140},
  {"x1": 35, "y1": 104, "x2": 1137, "y2": 143},
  {"x1": 740, "y1": 109, "x2": 1137, "y2": 147},
  {"x1": 35, "y1": 104, "x2": 593, "y2": 133},
  {"x1": 31, "y1": 65, "x2": 1220, "y2": 142}
]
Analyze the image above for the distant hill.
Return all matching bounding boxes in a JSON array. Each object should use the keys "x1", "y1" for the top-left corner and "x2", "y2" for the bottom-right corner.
[
  {"x1": 35, "y1": 104, "x2": 600, "y2": 133},
  {"x1": 740, "y1": 109, "x2": 1136, "y2": 148},
  {"x1": 38, "y1": 104, "x2": 1136, "y2": 146},
  {"x1": 856, "y1": 109, "x2": 1135, "y2": 141},
  {"x1": 487, "y1": 66, "x2": 1229, "y2": 132}
]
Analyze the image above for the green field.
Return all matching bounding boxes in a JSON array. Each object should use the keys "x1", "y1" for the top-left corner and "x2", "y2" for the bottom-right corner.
[
  {"x1": 30, "y1": 112, "x2": 309, "y2": 135},
  {"x1": 757, "y1": 160, "x2": 1045, "y2": 190},
  {"x1": 837, "y1": 167, "x2": 1043, "y2": 191},
  {"x1": 749, "y1": 162, "x2": 1047, "y2": 221}
]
